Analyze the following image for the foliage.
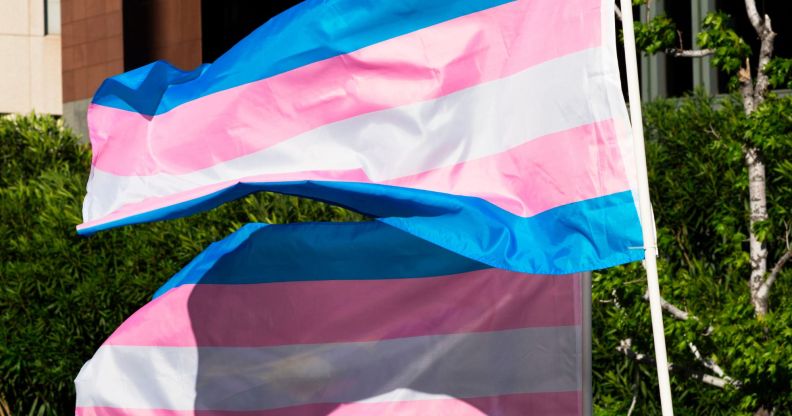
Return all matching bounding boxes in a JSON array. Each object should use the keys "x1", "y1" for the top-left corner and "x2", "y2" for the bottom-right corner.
[
  {"x1": 0, "y1": 114, "x2": 364, "y2": 415},
  {"x1": 593, "y1": 93, "x2": 792, "y2": 415},
  {"x1": 765, "y1": 58, "x2": 792, "y2": 90},
  {"x1": 608, "y1": 1, "x2": 792, "y2": 413},
  {"x1": 4, "y1": 101, "x2": 787, "y2": 415},
  {"x1": 697, "y1": 12, "x2": 751, "y2": 74},
  {"x1": 0, "y1": 115, "x2": 85, "y2": 189},
  {"x1": 633, "y1": 15, "x2": 677, "y2": 55},
  {"x1": 746, "y1": 95, "x2": 792, "y2": 249},
  {"x1": 4, "y1": 51, "x2": 792, "y2": 416}
]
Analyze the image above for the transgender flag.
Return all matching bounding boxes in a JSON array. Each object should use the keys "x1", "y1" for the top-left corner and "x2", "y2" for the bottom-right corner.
[
  {"x1": 76, "y1": 222, "x2": 589, "y2": 415},
  {"x1": 79, "y1": 0, "x2": 643, "y2": 273}
]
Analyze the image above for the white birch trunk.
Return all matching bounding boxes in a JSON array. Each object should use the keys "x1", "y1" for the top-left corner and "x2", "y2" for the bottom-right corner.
[{"x1": 741, "y1": 0, "x2": 775, "y2": 318}]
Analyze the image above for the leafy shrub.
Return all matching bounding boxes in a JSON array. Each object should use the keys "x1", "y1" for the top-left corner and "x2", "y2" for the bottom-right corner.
[
  {"x1": 593, "y1": 92, "x2": 792, "y2": 415},
  {"x1": 3, "y1": 94, "x2": 791, "y2": 415},
  {"x1": 0, "y1": 114, "x2": 364, "y2": 415}
]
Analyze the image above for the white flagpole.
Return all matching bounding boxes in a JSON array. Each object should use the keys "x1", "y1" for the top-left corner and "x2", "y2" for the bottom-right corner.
[
  {"x1": 582, "y1": 272, "x2": 593, "y2": 416},
  {"x1": 617, "y1": 1, "x2": 675, "y2": 415}
]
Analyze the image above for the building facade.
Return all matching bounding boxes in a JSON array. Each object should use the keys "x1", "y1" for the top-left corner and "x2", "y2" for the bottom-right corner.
[{"x1": 0, "y1": 0, "x2": 62, "y2": 115}]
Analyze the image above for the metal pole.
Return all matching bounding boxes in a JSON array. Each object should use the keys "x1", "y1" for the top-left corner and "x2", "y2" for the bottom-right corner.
[
  {"x1": 582, "y1": 271, "x2": 592, "y2": 416},
  {"x1": 617, "y1": 1, "x2": 675, "y2": 414}
]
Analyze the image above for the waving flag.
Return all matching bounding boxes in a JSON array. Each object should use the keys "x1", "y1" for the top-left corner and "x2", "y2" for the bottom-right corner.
[
  {"x1": 79, "y1": 0, "x2": 643, "y2": 273},
  {"x1": 76, "y1": 222, "x2": 588, "y2": 416}
]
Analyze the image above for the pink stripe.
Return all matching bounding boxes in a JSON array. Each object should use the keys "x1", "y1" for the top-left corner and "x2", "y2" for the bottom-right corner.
[
  {"x1": 105, "y1": 270, "x2": 580, "y2": 347},
  {"x1": 76, "y1": 391, "x2": 582, "y2": 416},
  {"x1": 89, "y1": 0, "x2": 601, "y2": 176},
  {"x1": 384, "y1": 119, "x2": 628, "y2": 215},
  {"x1": 79, "y1": 119, "x2": 628, "y2": 230}
]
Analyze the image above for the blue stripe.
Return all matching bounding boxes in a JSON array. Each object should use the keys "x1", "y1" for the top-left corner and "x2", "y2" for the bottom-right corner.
[
  {"x1": 92, "y1": 0, "x2": 514, "y2": 115},
  {"x1": 153, "y1": 221, "x2": 489, "y2": 299},
  {"x1": 80, "y1": 181, "x2": 644, "y2": 276}
]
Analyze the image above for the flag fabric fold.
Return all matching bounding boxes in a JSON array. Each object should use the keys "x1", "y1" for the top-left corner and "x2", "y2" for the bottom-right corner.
[
  {"x1": 78, "y1": 0, "x2": 644, "y2": 274},
  {"x1": 76, "y1": 222, "x2": 587, "y2": 416}
]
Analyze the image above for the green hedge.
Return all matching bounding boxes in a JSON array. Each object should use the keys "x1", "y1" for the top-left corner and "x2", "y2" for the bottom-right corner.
[
  {"x1": 593, "y1": 93, "x2": 792, "y2": 415},
  {"x1": 2, "y1": 91, "x2": 791, "y2": 415},
  {"x1": 0, "y1": 114, "x2": 363, "y2": 415}
]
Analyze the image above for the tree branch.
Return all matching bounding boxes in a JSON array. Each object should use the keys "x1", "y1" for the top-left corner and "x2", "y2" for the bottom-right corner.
[
  {"x1": 759, "y1": 249, "x2": 792, "y2": 298},
  {"x1": 637, "y1": 294, "x2": 741, "y2": 384},
  {"x1": 643, "y1": 292, "x2": 691, "y2": 321},
  {"x1": 754, "y1": 14, "x2": 776, "y2": 105},
  {"x1": 692, "y1": 373, "x2": 733, "y2": 389},
  {"x1": 687, "y1": 342, "x2": 739, "y2": 386},
  {"x1": 669, "y1": 48, "x2": 715, "y2": 58},
  {"x1": 627, "y1": 390, "x2": 638, "y2": 416},
  {"x1": 617, "y1": 339, "x2": 735, "y2": 389},
  {"x1": 614, "y1": 3, "x2": 623, "y2": 21},
  {"x1": 742, "y1": 0, "x2": 776, "y2": 104},
  {"x1": 0, "y1": 395, "x2": 9, "y2": 416},
  {"x1": 627, "y1": 369, "x2": 639, "y2": 416},
  {"x1": 642, "y1": 292, "x2": 716, "y2": 334},
  {"x1": 618, "y1": 338, "x2": 650, "y2": 363},
  {"x1": 613, "y1": 292, "x2": 740, "y2": 386},
  {"x1": 744, "y1": 0, "x2": 763, "y2": 36}
]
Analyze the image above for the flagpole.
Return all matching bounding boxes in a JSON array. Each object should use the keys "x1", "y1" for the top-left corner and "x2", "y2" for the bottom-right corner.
[
  {"x1": 617, "y1": 1, "x2": 675, "y2": 415},
  {"x1": 582, "y1": 272, "x2": 592, "y2": 416}
]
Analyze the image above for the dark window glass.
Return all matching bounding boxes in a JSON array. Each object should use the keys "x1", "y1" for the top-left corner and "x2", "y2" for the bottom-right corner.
[
  {"x1": 665, "y1": 0, "x2": 693, "y2": 96},
  {"x1": 201, "y1": 0, "x2": 303, "y2": 63},
  {"x1": 122, "y1": 0, "x2": 157, "y2": 71},
  {"x1": 617, "y1": 6, "x2": 642, "y2": 102}
]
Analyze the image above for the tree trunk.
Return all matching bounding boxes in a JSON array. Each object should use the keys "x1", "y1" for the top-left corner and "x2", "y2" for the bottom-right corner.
[
  {"x1": 745, "y1": 146, "x2": 769, "y2": 316},
  {"x1": 738, "y1": 63, "x2": 769, "y2": 317},
  {"x1": 741, "y1": 0, "x2": 775, "y2": 317}
]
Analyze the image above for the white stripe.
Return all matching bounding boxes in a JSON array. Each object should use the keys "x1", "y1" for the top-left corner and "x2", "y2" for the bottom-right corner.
[
  {"x1": 75, "y1": 326, "x2": 582, "y2": 411},
  {"x1": 84, "y1": 47, "x2": 629, "y2": 222},
  {"x1": 598, "y1": 0, "x2": 639, "y2": 200},
  {"x1": 353, "y1": 388, "x2": 475, "y2": 404}
]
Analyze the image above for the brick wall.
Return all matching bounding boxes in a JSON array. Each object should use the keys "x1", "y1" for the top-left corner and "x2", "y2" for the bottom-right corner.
[{"x1": 61, "y1": 0, "x2": 123, "y2": 102}]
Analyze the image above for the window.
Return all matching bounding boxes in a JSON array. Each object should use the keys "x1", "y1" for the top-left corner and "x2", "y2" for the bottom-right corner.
[
  {"x1": 201, "y1": 0, "x2": 303, "y2": 62},
  {"x1": 665, "y1": 0, "x2": 694, "y2": 97},
  {"x1": 44, "y1": 0, "x2": 61, "y2": 35},
  {"x1": 635, "y1": 0, "x2": 792, "y2": 97}
]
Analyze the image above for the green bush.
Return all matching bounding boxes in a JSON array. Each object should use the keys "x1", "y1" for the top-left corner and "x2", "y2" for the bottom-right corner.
[
  {"x1": 0, "y1": 114, "x2": 363, "y2": 415},
  {"x1": 593, "y1": 93, "x2": 792, "y2": 415},
  {"x1": 3, "y1": 94, "x2": 791, "y2": 415}
]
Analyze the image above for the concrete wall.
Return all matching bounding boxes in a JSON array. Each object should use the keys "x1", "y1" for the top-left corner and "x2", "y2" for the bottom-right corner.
[
  {"x1": 0, "y1": 0, "x2": 63, "y2": 114},
  {"x1": 62, "y1": 97, "x2": 90, "y2": 141}
]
